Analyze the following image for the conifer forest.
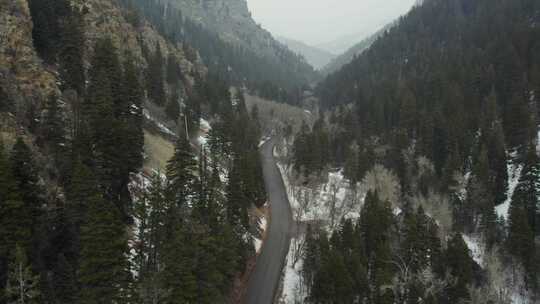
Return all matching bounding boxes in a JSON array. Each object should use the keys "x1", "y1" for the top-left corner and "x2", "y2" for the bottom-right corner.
[{"x1": 0, "y1": 0, "x2": 539, "y2": 303}]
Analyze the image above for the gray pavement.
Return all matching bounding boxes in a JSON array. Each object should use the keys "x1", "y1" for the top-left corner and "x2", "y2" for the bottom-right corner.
[{"x1": 244, "y1": 139, "x2": 293, "y2": 304}]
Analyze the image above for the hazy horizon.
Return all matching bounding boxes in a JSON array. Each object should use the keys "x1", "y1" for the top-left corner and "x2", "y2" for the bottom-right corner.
[{"x1": 247, "y1": 0, "x2": 416, "y2": 48}]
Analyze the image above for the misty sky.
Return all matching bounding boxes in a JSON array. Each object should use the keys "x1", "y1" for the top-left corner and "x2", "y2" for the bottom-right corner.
[{"x1": 247, "y1": 0, "x2": 416, "y2": 47}]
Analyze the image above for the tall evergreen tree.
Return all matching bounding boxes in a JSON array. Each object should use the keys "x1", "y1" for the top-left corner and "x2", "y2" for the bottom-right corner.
[
  {"x1": 59, "y1": 9, "x2": 85, "y2": 94},
  {"x1": 0, "y1": 141, "x2": 27, "y2": 300},
  {"x1": 166, "y1": 136, "x2": 198, "y2": 209},
  {"x1": 445, "y1": 233, "x2": 474, "y2": 303},
  {"x1": 359, "y1": 191, "x2": 394, "y2": 300},
  {"x1": 9, "y1": 138, "x2": 43, "y2": 244},
  {"x1": 51, "y1": 253, "x2": 77, "y2": 304},
  {"x1": 121, "y1": 55, "x2": 145, "y2": 174},
  {"x1": 78, "y1": 162, "x2": 132, "y2": 304},
  {"x1": 43, "y1": 94, "x2": 66, "y2": 160},
  {"x1": 148, "y1": 43, "x2": 166, "y2": 106},
  {"x1": 5, "y1": 246, "x2": 40, "y2": 304}
]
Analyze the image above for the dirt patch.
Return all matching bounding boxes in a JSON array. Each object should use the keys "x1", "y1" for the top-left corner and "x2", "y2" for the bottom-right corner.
[{"x1": 143, "y1": 130, "x2": 174, "y2": 172}]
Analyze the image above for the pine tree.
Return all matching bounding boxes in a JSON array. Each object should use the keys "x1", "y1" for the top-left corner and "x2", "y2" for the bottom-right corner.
[
  {"x1": 464, "y1": 146, "x2": 494, "y2": 232},
  {"x1": 344, "y1": 143, "x2": 360, "y2": 184},
  {"x1": 121, "y1": 55, "x2": 145, "y2": 173},
  {"x1": 134, "y1": 173, "x2": 168, "y2": 304},
  {"x1": 59, "y1": 8, "x2": 85, "y2": 94},
  {"x1": 507, "y1": 201, "x2": 536, "y2": 287},
  {"x1": 9, "y1": 138, "x2": 43, "y2": 229},
  {"x1": 504, "y1": 91, "x2": 530, "y2": 153},
  {"x1": 398, "y1": 87, "x2": 418, "y2": 138},
  {"x1": 359, "y1": 191, "x2": 394, "y2": 299},
  {"x1": 166, "y1": 90, "x2": 180, "y2": 122},
  {"x1": 224, "y1": 160, "x2": 253, "y2": 272},
  {"x1": 28, "y1": 0, "x2": 56, "y2": 63},
  {"x1": 148, "y1": 43, "x2": 166, "y2": 106},
  {"x1": 166, "y1": 136, "x2": 198, "y2": 209},
  {"x1": 512, "y1": 144, "x2": 540, "y2": 235},
  {"x1": 0, "y1": 141, "x2": 32, "y2": 259},
  {"x1": 43, "y1": 94, "x2": 66, "y2": 159},
  {"x1": 0, "y1": 85, "x2": 10, "y2": 112},
  {"x1": 77, "y1": 162, "x2": 131, "y2": 304},
  {"x1": 166, "y1": 53, "x2": 180, "y2": 85},
  {"x1": 51, "y1": 253, "x2": 77, "y2": 304},
  {"x1": 225, "y1": 160, "x2": 249, "y2": 230},
  {"x1": 0, "y1": 139, "x2": 25, "y2": 300},
  {"x1": 5, "y1": 246, "x2": 40, "y2": 304},
  {"x1": 302, "y1": 224, "x2": 318, "y2": 293},
  {"x1": 161, "y1": 218, "x2": 198, "y2": 304},
  {"x1": 507, "y1": 145, "x2": 538, "y2": 286},
  {"x1": 445, "y1": 233, "x2": 474, "y2": 303}
]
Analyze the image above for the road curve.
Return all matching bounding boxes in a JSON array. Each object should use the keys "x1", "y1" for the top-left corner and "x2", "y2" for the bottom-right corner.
[{"x1": 244, "y1": 138, "x2": 293, "y2": 304}]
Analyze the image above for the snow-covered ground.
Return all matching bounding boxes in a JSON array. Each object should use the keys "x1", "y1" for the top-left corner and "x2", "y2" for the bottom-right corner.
[
  {"x1": 280, "y1": 236, "x2": 306, "y2": 304},
  {"x1": 462, "y1": 234, "x2": 484, "y2": 265},
  {"x1": 143, "y1": 109, "x2": 177, "y2": 137},
  {"x1": 197, "y1": 118, "x2": 211, "y2": 146},
  {"x1": 276, "y1": 152, "x2": 366, "y2": 302},
  {"x1": 495, "y1": 155, "x2": 523, "y2": 220},
  {"x1": 253, "y1": 210, "x2": 268, "y2": 253},
  {"x1": 200, "y1": 118, "x2": 211, "y2": 132},
  {"x1": 259, "y1": 136, "x2": 271, "y2": 148},
  {"x1": 278, "y1": 164, "x2": 363, "y2": 226}
]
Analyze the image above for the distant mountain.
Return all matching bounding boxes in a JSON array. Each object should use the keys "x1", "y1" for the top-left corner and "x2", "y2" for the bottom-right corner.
[
  {"x1": 321, "y1": 22, "x2": 396, "y2": 75},
  {"x1": 315, "y1": 31, "x2": 372, "y2": 55},
  {"x1": 277, "y1": 36, "x2": 336, "y2": 70}
]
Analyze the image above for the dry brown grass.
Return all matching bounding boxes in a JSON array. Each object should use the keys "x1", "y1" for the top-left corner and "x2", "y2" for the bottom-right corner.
[
  {"x1": 143, "y1": 130, "x2": 174, "y2": 172},
  {"x1": 244, "y1": 93, "x2": 314, "y2": 135}
]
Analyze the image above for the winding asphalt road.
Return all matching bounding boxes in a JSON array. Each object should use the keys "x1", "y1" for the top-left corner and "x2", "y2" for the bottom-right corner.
[{"x1": 244, "y1": 138, "x2": 293, "y2": 304}]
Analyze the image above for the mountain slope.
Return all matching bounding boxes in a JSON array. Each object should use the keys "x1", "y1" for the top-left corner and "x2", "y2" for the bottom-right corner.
[
  {"x1": 315, "y1": 31, "x2": 370, "y2": 55},
  {"x1": 321, "y1": 22, "x2": 395, "y2": 75},
  {"x1": 277, "y1": 36, "x2": 336, "y2": 70},
  {"x1": 287, "y1": 0, "x2": 540, "y2": 302},
  {"x1": 0, "y1": 0, "x2": 268, "y2": 302},
  {"x1": 121, "y1": 0, "x2": 318, "y2": 103}
]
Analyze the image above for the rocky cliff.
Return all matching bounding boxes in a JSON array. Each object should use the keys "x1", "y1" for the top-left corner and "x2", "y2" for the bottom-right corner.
[
  {"x1": 0, "y1": 0, "x2": 57, "y2": 114},
  {"x1": 166, "y1": 0, "x2": 277, "y2": 57}
]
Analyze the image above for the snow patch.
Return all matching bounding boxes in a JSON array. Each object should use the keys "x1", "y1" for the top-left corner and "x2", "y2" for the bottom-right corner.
[
  {"x1": 462, "y1": 234, "x2": 484, "y2": 265},
  {"x1": 495, "y1": 158, "x2": 523, "y2": 220},
  {"x1": 200, "y1": 118, "x2": 211, "y2": 132},
  {"x1": 197, "y1": 118, "x2": 211, "y2": 147},
  {"x1": 253, "y1": 213, "x2": 268, "y2": 254},
  {"x1": 278, "y1": 164, "x2": 364, "y2": 227},
  {"x1": 143, "y1": 109, "x2": 176, "y2": 137},
  {"x1": 259, "y1": 136, "x2": 270, "y2": 148},
  {"x1": 253, "y1": 238, "x2": 262, "y2": 253},
  {"x1": 197, "y1": 135, "x2": 208, "y2": 146},
  {"x1": 280, "y1": 236, "x2": 306, "y2": 304}
]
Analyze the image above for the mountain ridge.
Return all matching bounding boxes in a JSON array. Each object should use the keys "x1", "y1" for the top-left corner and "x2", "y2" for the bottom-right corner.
[{"x1": 277, "y1": 36, "x2": 336, "y2": 70}]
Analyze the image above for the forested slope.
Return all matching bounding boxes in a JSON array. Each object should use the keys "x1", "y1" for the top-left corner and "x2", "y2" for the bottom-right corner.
[
  {"x1": 119, "y1": 0, "x2": 318, "y2": 105},
  {"x1": 0, "y1": 0, "x2": 267, "y2": 302},
  {"x1": 287, "y1": 0, "x2": 540, "y2": 303}
]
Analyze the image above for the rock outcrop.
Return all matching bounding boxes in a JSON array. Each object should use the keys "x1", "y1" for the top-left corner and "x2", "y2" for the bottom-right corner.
[{"x1": 0, "y1": 0, "x2": 57, "y2": 113}]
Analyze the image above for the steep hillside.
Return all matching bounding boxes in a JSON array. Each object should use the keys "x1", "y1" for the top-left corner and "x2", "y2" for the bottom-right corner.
[
  {"x1": 164, "y1": 0, "x2": 275, "y2": 58},
  {"x1": 120, "y1": 0, "x2": 318, "y2": 104},
  {"x1": 321, "y1": 22, "x2": 395, "y2": 75},
  {"x1": 0, "y1": 0, "x2": 57, "y2": 113},
  {"x1": 0, "y1": 0, "x2": 268, "y2": 302},
  {"x1": 278, "y1": 36, "x2": 336, "y2": 70},
  {"x1": 283, "y1": 0, "x2": 540, "y2": 303}
]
